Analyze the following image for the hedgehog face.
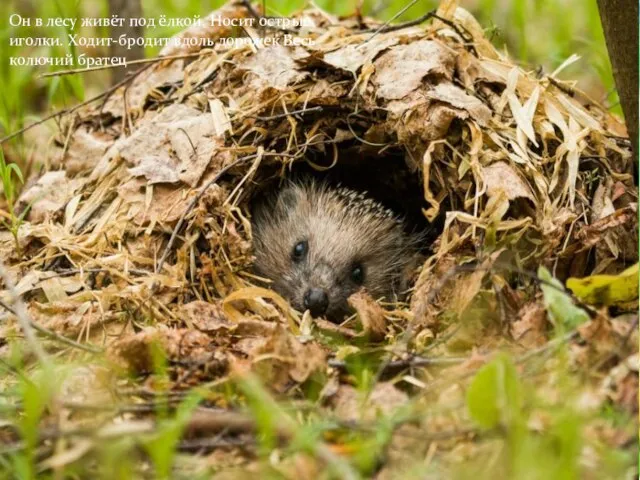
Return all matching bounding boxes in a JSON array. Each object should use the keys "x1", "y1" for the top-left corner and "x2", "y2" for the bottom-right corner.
[
  {"x1": 251, "y1": 180, "x2": 416, "y2": 322},
  {"x1": 282, "y1": 234, "x2": 368, "y2": 319}
]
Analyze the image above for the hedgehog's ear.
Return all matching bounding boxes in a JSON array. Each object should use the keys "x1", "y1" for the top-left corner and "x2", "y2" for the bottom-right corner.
[{"x1": 276, "y1": 186, "x2": 299, "y2": 212}]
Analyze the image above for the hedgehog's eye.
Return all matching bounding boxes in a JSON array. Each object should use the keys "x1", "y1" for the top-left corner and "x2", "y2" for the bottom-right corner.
[
  {"x1": 350, "y1": 263, "x2": 365, "y2": 284},
  {"x1": 292, "y1": 240, "x2": 308, "y2": 262}
]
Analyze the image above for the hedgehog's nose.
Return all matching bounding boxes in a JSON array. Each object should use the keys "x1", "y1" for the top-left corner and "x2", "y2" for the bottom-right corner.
[{"x1": 303, "y1": 288, "x2": 329, "y2": 317}]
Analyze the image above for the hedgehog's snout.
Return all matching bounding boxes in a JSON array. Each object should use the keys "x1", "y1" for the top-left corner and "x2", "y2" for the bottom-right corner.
[{"x1": 303, "y1": 287, "x2": 329, "y2": 317}]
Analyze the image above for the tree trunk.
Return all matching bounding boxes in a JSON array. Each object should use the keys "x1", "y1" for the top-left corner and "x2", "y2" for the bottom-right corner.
[
  {"x1": 108, "y1": 0, "x2": 144, "y2": 84},
  {"x1": 596, "y1": 0, "x2": 638, "y2": 173}
]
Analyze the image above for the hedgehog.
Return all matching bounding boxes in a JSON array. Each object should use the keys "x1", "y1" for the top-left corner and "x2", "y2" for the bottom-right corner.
[{"x1": 250, "y1": 179, "x2": 423, "y2": 321}]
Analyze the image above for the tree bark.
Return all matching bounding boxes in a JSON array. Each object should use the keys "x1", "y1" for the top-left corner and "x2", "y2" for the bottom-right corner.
[
  {"x1": 597, "y1": 0, "x2": 638, "y2": 172},
  {"x1": 108, "y1": 0, "x2": 144, "y2": 84}
]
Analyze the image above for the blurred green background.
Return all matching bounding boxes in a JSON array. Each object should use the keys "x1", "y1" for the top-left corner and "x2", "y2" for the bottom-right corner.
[{"x1": 0, "y1": 0, "x2": 618, "y2": 157}]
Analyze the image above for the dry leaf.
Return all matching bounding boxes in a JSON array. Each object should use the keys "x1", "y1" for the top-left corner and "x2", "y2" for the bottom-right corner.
[
  {"x1": 18, "y1": 171, "x2": 85, "y2": 223},
  {"x1": 108, "y1": 104, "x2": 221, "y2": 186},
  {"x1": 348, "y1": 290, "x2": 387, "y2": 341},
  {"x1": 252, "y1": 326, "x2": 326, "y2": 392},
  {"x1": 511, "y1": 302, "x2": 548, "y2": 348},
  {"x1": 427, "y1": 82, "x2": 492, "y2": 126},
  {"x1": 482, "y1": 161, "x2": 534, "y2": 202},
  {"x1": 373, "y1": 41, "x2": 455, "y2": 100},
  {"x1": 241, "y1": 45, "x2": 308, "y2": 90},
  {"x1": 323, "y1": 35, "x2": 398, "y2": 72}
]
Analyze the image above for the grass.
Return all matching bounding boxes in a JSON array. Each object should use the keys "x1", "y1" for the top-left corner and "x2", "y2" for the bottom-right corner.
[
  {"x1": 1, "y1": 337, "x2": 634, "y2": 478},
  {"x1": 0, "y1": 148, "x2": 30, "y2": 256}
]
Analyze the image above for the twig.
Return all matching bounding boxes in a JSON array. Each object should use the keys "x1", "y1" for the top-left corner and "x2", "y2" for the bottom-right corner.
[
  {"x1": 346, "y1": 112, "x2": 390, "y2": 147},
  {"x1": 177, "y1": 127, "x2": 198, "y2": 158},
  {"x1": 362, "y1": 8, "x2": 477, "y2": 56},
  {"x1": 328, "y1": 354, "x2": 466, "y2": 372},
  {"x1": 185, "y1": 408, "x2": 270, "y2": 436},
  {"x1": 430, "y1": 13, "x2": 478, "y2": 55},
  {"x1": 250, "y1": 106, "x2": 324, "y2": 121},
  {"x1": 360, "y1": 0, "x2": 427, "y2": 45},
  {"x1": 115, "y1": 386, "x2": 189, "y2": 399},
  {"x1": 374, "y1": 10, "x2": 434, "y2": 34},
  {"x1": 516, "y1": 330, "x2": 578, "y2": 363},
  {"x1": 51, "y1": 267, "x2": 151, "y2": 277},
  {"x1": 241, "y1": 0, "x2": 262, "y2": 23},
  {"x1": 63, "y1": 400, "x2": 179, "y2": 413},
  {"x1": 177, "y1": 436, "x2": 254, "y2": 452},
  {"x1": 31, "y1": 321, "x2": 103, "y2": 354}
]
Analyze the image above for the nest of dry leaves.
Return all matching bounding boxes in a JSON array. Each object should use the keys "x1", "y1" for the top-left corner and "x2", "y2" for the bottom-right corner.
[{"x1": 0, "y1": 0, "x2": 637, "y2": 476}]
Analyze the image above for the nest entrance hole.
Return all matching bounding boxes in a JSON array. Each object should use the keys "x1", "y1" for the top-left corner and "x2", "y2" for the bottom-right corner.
[{"x1": 247, "y1": 147, "x2": 439, "y2": 245}]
